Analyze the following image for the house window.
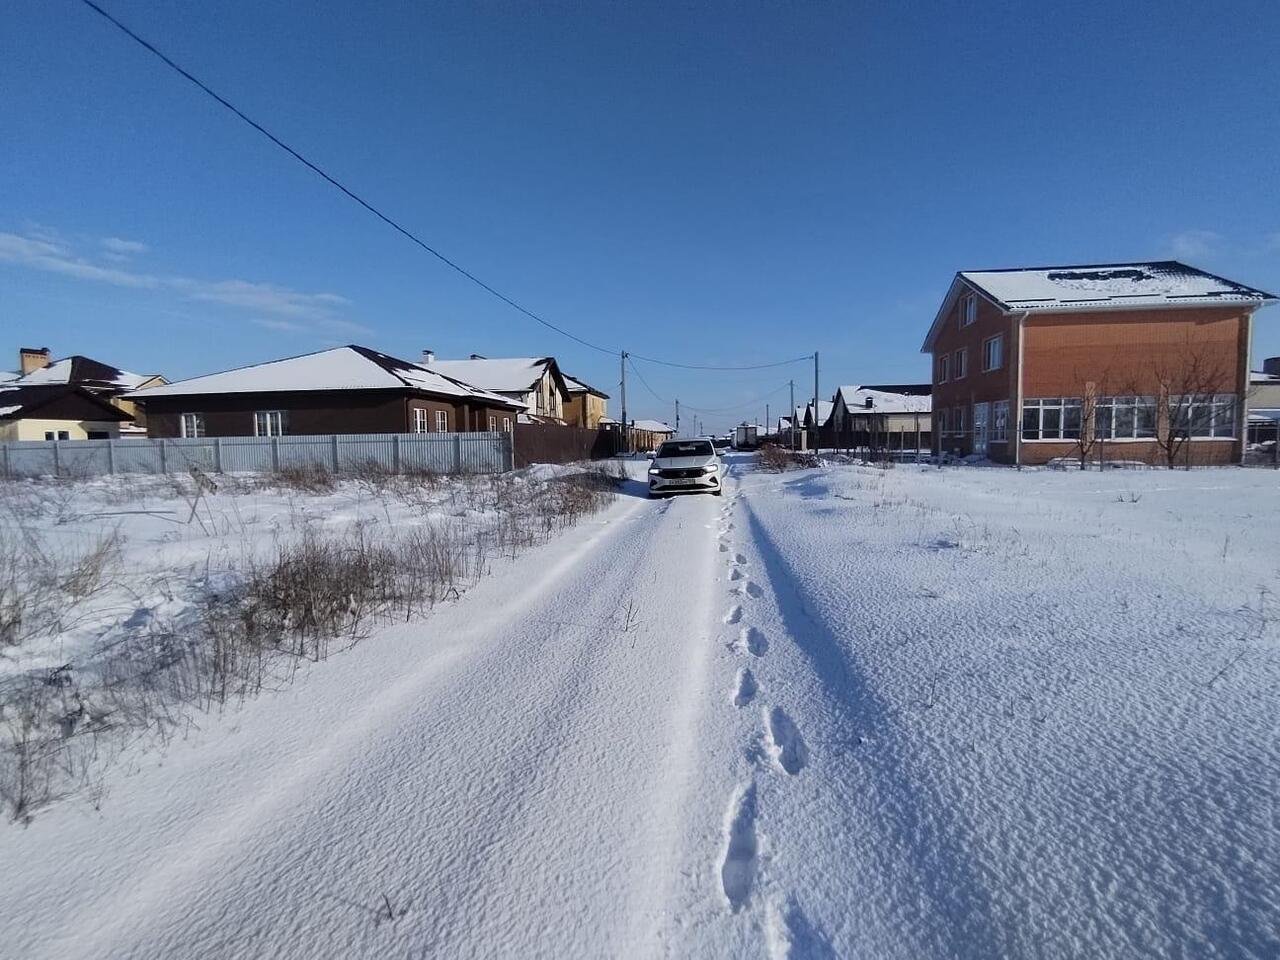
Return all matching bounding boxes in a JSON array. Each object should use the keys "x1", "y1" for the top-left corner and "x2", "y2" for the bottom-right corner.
[
  {"x1": 44, "y1": 430, "x2": 70, "y2": 441},
  {"x1": 953, "y1": 405, "x2": 967, "y2": 435},
  {"x1": 254, "y1": 411, "x2": 285, "y2": 437},
  {"x1": 488, "y1": 415, "x2": 497, "y2": 431},
  {"x1": 960, "y1": 293, "x2": 977, "y2": 327},
  {"x1": 991, "y1": 400, "x2": 1009, "y2": 442},
  {"x1": 180, "y1": 413, "x2": 205, "y2": 438},
  {"x1": 87, "y1": 430, "x2": 110, "y2": 440},
  {"x1": 413, "y1": 408, "x2": 428, "y2": 433},
  {"x1": 936, "y1": 409, "x2": 948, "y2": 434},
  {"x1": 502, "y1": 417, "x2": 512, "y2": 432},
  {"x1": 435, "y1": 410, "x2": 449, "y2": 432},
  {"x1": 982, "y1": 335, "x2": 1003, "y2": 371},
  {"x1": 1096, "y1": 397, "x2": 1156, "y2": 440},
  {"x1": 1177, "y1": 394, "x2": 1237, "y2": 438},
  {"x1": 1021, "y1": 398, "x2": 1082, "y2": 440},
  {"x1": 953, "y1": 348, "x2": 968, "y2": 379},
  {"x1": 938, "y1": 354, "x2": 950, "y2": 383}
]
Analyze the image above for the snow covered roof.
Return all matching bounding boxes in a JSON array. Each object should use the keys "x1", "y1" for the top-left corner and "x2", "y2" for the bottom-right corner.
[
  {"x1": 562, "y1": 374, "x2": 609, "y2": 398},
  {"x1": 803, "y1": 400, "x2": 834, "y2": 426},
  {"x1": 923, "y1": 261, "x2": 1277, "y2": 351},
  {"x1": 834, "y1": 385, "x2": 932, "y2": 415},
  {"x1": 1252, "y1": 371, "x2": 1280, "y2": 384},
  {"x1": 14, "y1": 355, "x2": 156, "y2": 393},
  {"x1": 0, "y1": 370, "x2": 19, "y2": 384},
  {"x1": 631, "y1": 419, "x2": 675, "y2": 433},
  {"x1": 428, "y1": 357, "x2": 557, "y2": 395},
  {"x1": 124, "y1": 345, "x2": 522, "y2": 407}
]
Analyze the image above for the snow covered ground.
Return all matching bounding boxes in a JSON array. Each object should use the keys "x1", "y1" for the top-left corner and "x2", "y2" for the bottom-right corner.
[{"x1": 2, "y1": 457, "x2": 1277, "y2": 958}]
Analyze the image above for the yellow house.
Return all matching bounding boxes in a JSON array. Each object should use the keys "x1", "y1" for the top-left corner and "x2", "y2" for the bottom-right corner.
[
  {"x1": 7, "y1": 348, "x2": 167, "y2": 434},
  {"x1": 0, "y1": 384, "x2": 131, "y2": 440},
  {"x1": 562, "y1": 375, "x2": 610, "y2": 428}
]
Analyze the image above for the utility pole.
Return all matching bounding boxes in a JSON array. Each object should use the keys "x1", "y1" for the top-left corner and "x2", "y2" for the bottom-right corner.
[
  {"x1": 619, "y1": 350, "x2": 628, "y2": 454},
  {"x1": 766, "y1": 403, "x2": 770, "y2": 438},
  {"x1": 675, "y1": 398, "x2": 680, "y2": 436},
  {"x1": 789, "y1": 379, "x2": 795, "y2": 450}
]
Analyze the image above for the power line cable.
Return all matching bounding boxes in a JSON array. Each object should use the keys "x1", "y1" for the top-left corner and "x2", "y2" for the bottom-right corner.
[
  {"x1": 628, "y1": 351, "x2": 812, "y2": 371},
  {"x1": 74, "y1": 0, "x2": 817, "y2": 373},
  {"x1": 680, "y1": 380, "x2": 791, "y2": 415},
  {"x1": 626, "y1": 357, "x2": 671, "y2": 405}
]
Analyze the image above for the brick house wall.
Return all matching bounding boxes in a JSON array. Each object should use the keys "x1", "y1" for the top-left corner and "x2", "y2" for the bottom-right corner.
[{"x1": 144, "y1": 390, "x2": 517, "y2": 438}]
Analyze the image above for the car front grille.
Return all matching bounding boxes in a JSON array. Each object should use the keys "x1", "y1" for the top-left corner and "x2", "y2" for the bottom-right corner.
[{"x1": 658, "y1": 468, "x2": 707, "y2": 479}]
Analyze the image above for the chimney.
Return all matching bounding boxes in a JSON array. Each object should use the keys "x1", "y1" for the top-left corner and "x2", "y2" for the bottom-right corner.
[
  {"x1": 864, "y1": 397, "x2": 874, "y2": 409},
  {"x1": 1264, "y1": 356, "x2": 1280, "y2": 376},
  {"x1": 421, "y1": 349, "x2": 435, "y2": 365},
  {"x1": 19, "y1": 346, "x2": 51, "y2": 375}
]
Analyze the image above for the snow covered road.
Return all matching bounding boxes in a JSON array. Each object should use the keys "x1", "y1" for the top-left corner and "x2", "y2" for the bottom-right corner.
[{"x1": 4, "y1": 458, "x2": 1278, "y2": 958}]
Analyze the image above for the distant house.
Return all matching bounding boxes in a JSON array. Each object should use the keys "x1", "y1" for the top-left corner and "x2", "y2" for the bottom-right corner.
[
  {"x1": 125, "y1": 345, "x2": 523, "y2": 438},
  {"x1": 630, "y1": 419, "x2": 676, "y2": 452},
  {"x1": 0, "y1": 384, "x2": 132, "y2": 441},
  {"x1": 8, "y1": 347, "x2": 167, "y2": 433},
  {"x1": 830, "y1": 384, "x2": 932, "y2": 453},
  {"x1": 562, "y1": 375, "x2": 610, "y2": 429},
  {"x1": 800, "y1": 400, "x2": 835, "y2": 448},
  {"x1": 1248, "y1": 356, "x2": 1280, "y2": 448},
  {"x1": 921, "y1": 261, "x2": 1276, "y2": 465},
  {"x1": 425, "y1": 354, "x2": 572, "y2": 423}
]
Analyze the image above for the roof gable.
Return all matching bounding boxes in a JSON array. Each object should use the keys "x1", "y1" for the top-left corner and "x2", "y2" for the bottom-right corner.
[
  {"x1": 0, "y1": 384, "x2": 132, "y2": 422},
  {"x1": 15, "y1": 355, "x2": 152, "y2": 392}
]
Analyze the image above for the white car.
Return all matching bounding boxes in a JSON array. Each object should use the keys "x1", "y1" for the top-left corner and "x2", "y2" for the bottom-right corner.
[{"x1": 648, "y1": 438, "x2": 723, "y2": 498}]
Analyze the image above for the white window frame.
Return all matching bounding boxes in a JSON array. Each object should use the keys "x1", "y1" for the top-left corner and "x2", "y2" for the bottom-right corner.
[
  {"x1": 180, "y1": 413, "x2": 205, "y2": 438},
  {"x1": 488, "y1": 415, "x2": 497, "y2": 431},
  {"x1": 953, "y1": 405, "x2": 967, "y2": 435},
  {"x1": 1096, "y1": 396, "x2": 1156, "y2": 441},
  {"x1": 502, "y1": 417, "x2": 512, "y2": 432},
  {"x1": 434, "y1": 409, "x2": 449, "y2": 433},
  {"x1": 960, "y1": 293, "x2": 977, "y2": 327},
  {"x1": 1021, "y1": 398, "x2": 1082, "y2": 441},
  {"x1": 953, "y1": 348, "x2": 968, "y2": 380},
  {"x1": 411, "y1": 408, "x2": 427, "y2": 433},
  {"x1": 982, "y1": 335, "x2": 1003, "y2": 372},
  {"x1": 991, "y1": 400, "x2": 1009, "y2": 442},
  {"x1": 936, "y1": 408, "x2": 948, "y2": 435},
  {"x1": 254, "y1": 410, "x2": 285, "y2": 437},
  {"x1": 1177, "y1": 393, "x2": 1237, "y2": 439},
  {"x1": 938, "y1": 354, "x2": 950, "y2": 384}
]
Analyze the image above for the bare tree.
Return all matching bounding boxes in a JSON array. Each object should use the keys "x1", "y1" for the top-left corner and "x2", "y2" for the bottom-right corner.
[{"x1": 1151, "y1": 350, "x2": 1234, "y2": 470}]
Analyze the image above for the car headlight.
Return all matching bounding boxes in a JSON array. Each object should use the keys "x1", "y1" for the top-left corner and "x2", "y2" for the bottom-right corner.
[
  {"x1": 648, "y1": 468, "x2": 660, "y2": 475},
  {"x1": 703, "y1": 464, "x2": 718, "y2": 473}
]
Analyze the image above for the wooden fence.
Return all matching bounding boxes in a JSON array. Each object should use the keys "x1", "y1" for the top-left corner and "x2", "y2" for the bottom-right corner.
[{"x1": 513, "y1": 423, "x2": 621, "y2": 468}]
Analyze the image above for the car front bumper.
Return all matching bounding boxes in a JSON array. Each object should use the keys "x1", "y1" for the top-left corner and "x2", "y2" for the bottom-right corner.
[{"x1": 649, "y1": 471, "x2": 721, "y2": 493}]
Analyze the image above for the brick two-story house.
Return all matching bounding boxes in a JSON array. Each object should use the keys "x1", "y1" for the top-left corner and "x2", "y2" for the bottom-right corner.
[{"x1": 921, "y1": 262, "x2": 1276, "y2": 466}]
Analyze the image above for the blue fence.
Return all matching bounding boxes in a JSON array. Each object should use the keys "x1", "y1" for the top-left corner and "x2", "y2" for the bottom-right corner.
[{"x1": 0, "y1": 432, "x2": 514, "y2": 478}]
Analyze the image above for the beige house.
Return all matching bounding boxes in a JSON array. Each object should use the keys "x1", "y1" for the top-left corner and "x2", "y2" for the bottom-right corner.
[
  {"x1": 630, "y1": 418, "x2": 676, "y2": 452},
  {"x1": 0, "y1": 384, "x2": 131, "y2": 440},
  {"x1": 1248, "y1": 356, "x2": 1280, "y2": 447},
  {"x1": 8, "y1": 348, "x2": 167, "y2": 433},
  {"x1": 425, "y1": 353, "x2": 572, "y2": 423},
  {"x1": 562, "y1": 375, "x2": 609, "y2": 428}
]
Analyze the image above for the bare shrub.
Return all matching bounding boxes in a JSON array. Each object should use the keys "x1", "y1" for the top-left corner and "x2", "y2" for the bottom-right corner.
[
  {"x1": 755, "y1": 444, "x2": 792, "y2": 472},
  {"x1": 272, "y1": 464, "x2": 337, "y2": 494}
]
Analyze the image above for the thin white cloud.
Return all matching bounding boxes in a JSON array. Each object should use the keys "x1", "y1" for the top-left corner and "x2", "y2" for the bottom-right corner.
[
  {"x1": 1167, "y1": 229, "x2": 1222, "y2": 262},
  {"x1": 0, "y1": 229, "x2": 367, "y2": 335},
  {"x1": 100, "y1": 236, "x2": 148, "y2": 256}
]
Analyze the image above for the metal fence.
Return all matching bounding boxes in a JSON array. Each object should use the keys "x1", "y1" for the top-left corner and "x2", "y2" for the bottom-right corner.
[{"x1": 0, "y1": 432, "x2": 514, "y2": 478}]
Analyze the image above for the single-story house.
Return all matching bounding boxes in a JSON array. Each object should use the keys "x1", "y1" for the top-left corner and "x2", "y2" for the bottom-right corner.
[
  {"x1": 425, "y1": 353, "x2": 572, "y2": 423},
  {"x1": 830, "y1": 384, "x2": 932, "y2": 453},
  {"x1": 630, "y1": 419, "x2": 676, "y2": 452},
  {"x1": 1248, "y1": 356, "x2": 1280, "y2": 448},
  {"x1": 125, "y1": 345, "x2": 523, "y2": 438},
  {"x1": 0, "y1": 383, "x2": 133, "y2": 441},
  {"x1": 8, "y1": 347, "x2": 167, "y2": 433},
  {"x1": 562, "y1": 374, "x2": 610, "y2": 429},
  {"x1": 922, "y1": 261, "x2": 1276, "y2": 465}
]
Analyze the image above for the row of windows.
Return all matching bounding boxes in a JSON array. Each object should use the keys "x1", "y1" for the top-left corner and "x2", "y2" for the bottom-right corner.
[
  {"x1": 937, "y1": 335, "x2": 1003, "y2": 383},
  {"x1": 938, "y1": 396, "x2": 1239, "y2": 442},
  {"x1": 179, "y1": 410, "x2": 513, "y2": 438}
]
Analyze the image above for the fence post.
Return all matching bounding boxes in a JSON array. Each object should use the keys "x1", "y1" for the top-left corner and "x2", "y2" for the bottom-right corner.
[
  {"x1": 159, "y1": 439, "x2": 168, "y2": 474},
  {"x1": 53, "y1": 440, "x2": 61, "y2": 477},
  {"x1": 107, "y1": 439, "x2": 115, "y2": 475},
  {"x1": 2, "y1": 442, "x2": 9, "y2": 478},
  {"x1": 453, "y1": 434, "x2": 463, "y2": 472},
  {"x1": 506, "y1": 429, "x2": 515, "y2": 471},
  {"x1": 393, "y1": 434, "x2": 401, "y2": 473},
  {"x1": 332, "y1": 434, "x2": 341, "y2": 472},
  {"x1": 214, "y1": 437, "x2": 223, "y2": 472}
]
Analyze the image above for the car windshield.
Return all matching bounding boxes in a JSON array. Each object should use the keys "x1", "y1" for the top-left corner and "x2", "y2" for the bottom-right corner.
[{"x1": 656, "y1": 440, "x2": 714, "y2": 458}]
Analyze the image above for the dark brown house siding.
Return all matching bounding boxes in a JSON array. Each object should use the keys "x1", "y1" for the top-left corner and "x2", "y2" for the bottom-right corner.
[{"x1": 142, "y1": 390, "x2": 516, "y2": 438}]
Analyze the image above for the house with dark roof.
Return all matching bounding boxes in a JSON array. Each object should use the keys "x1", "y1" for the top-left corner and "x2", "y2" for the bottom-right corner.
[
  {"x1": 830, "y1": 384, "x2": 932, "y2": 454},
  {"x1": 921, "y1": 261, "x2": 1277, "y2": 466},
  {"x1": 4, "y1": 347, "x2": 168, "y2": 436},
  {"x1": 125, "y1": 345, "x2": 523, "y2": 439},
  {"x1": 0, "y1": 384, "x2": 133, "y2": 441},
  {"x1": 561, "y1": 374, "x2": 610, "y2": 429}
]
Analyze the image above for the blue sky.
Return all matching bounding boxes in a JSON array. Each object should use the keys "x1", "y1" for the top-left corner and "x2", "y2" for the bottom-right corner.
[{"x1": 3, "y1": 0, "x2": 1279, "y2": 431}]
